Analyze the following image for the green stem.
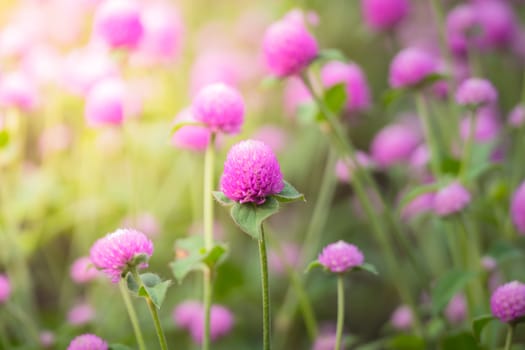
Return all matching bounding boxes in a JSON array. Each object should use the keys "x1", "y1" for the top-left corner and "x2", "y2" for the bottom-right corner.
[
  {"x1": 259, "y1": 225, "x2": 271, "y2": 350},
  {"x1": 504, "y1": 324, "x2": 514, "y2": 350},
  {"x1": 202, "y1": 268, "x2": 212, "y2": 350},
  {"x1": 131, "y1": 269, "x2": 169, "y2": 350},
  {"x1": 289, "y1": 271, "x2": 317, "y2": 340},
  {"x1": 415, "y1": 93, "x2": 441, "y2": 177},
  {"x1": 119, "y1": 279, "x2": 147, "y2": 350},
  {"x1": 460, "y1": 110, "x2": 477, "y2": 180},
  {"x1": 335, "y1": 276, "x2": 345, "y2": 350}
]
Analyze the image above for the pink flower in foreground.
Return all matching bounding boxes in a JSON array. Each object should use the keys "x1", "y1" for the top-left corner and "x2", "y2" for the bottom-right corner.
[
  {"x1": 490, "y1": 281, "x2": 525, "y2": 323},
  {"x1": 70, "y1": 257, "x2": 99, "y2": 284},
  {"x1": 0, "y1": 274, "x2": 11, "y2": 304},
  {"x1": 220, "y1": 140, "x2": 284, "y2": 205},
  {"x1": 318, "y1": 241, "x2": 364, "y2": 273},
  {"x1": 93, "y1": 0, "x2": 143, "y2": 50},
  {"x1": 90, "y1": 228, "x2": 154, "y2": 283},
  {"x1": 511, "y1": 181, "x2": 525, "y2": 235},
  {"x1": 67, "y1": 334, "x2": 108, "y2": 350}
]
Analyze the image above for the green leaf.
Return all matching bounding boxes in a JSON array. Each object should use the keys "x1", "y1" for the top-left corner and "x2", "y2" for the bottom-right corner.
[
  {"x1": 274, "y1": 181, "x2": 305, "y2": 202},
  {"x1": 323, "y1": 83, "x2": 347, "y2": 115},
  {"x1": 472, "y1": 314, "x2": 497, "y2": 342},
  {"x1": 353, "y1": 262, "x2": 379, "y2": 275},
  {"x1": 441, "y1": 331, "x2": 481, "y2": 350},
  {"x1": 488, "y1": 241, "x2": 523, "y2": 263},
  {"x1": 382, "y1": 88, "x2": 407, "y2": 108},
  {"x1": 440, "y1": 156, "x2": 461, "y2": 175},
  {"x1": 431, "y1": 269, "x2": 477, "y2": 314},
  {"x1": 126, "y1": 272, "x2": 139, "y2": 294},
  {"x1": 414, "y1": 73, "x2": 448, "y2": 90},
  {"x1": 0, "y1": 130, "x2": 9, "y2": 148},
  {"x1": 201, "y1": 244, "x2": 228, "y2": 268},
  {"x1": 170, "y1": 253, "x2": 204, "y2": 284},
  {"x1": 140, "y1": 272, "x2": 162, "y2": 287},
  {"x1": 212, "y1": 191, "x2": 234, "y2": 206},
  {"x1": 131, "y1": 253, "x2": 150, "y2": 267},
  {"x1": 387, "y1": 334, "x2": 425, "y2": 350},
  {"x1": 170, "y1": 120, "x2": 205, "y2": 134},
  {"x1": 304, "y1": 260, "x2": 323, "y2": 274},
  {"x1": 230, "y1": 197, "x2": 280, "y2": 240},
  {"x1": 260, "y1": 76, "x2": 281, "y2": 89},
  {"x1": 317, "y1": 49, "x2": 348, "y2": 62},
  {"x1": 296, "y1": 101, "x2": 319, "y2": 125},
  {"x1": 109, "y1": 344, "x2": 134, "y2": 350},
  {"x1": 139, "y1": 279, "x2": 171, "y2": 309}
]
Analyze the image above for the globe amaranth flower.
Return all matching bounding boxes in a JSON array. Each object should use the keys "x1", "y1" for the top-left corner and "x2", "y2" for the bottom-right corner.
[
  {"x1": 191, "y1": 83, "x2": 245, "y2": 134},
  {"x1": 90, "y1": 228, "x2": 154, "y2": 283},
  {"x1": 190, "y1": 304, "x2": 234, "y2": 344},
  {"x1": 389, "y1": 48, "x2": 438, "y2": 89},
  {"x1": 509, "y1": 104, "x2": 525, "y2": 128},
  {"x1": 84, "y1": 78, "x2": 127, "y2": 127},
  {"x1": 459, "y1": 107, "x2": 501, "y2": 143},
  {"x1": 68, "y1": 302, "x2": 95, "y2": 326},
  {"x1": 490, "y1": 281, "x2": 525, "y2": 323},
  {"x1": 93, "y1": 0, "x2": 143, "y2": 50},
  {"x1": 262, "y1": 14, "x2": 318, "y2": 77},
  {"x1": 67, "y1": 334, "x2": 108, "y2": 350},
  {"x1": 0, "y1": 71, "x2": 38, "y2": 112},
  {"x1": 455, "y1": 78, "x2": 497, "y2": 107},
  {"x1": 390, "y1": 305, "x2": 413, "y2": 331},
  {"x1": 446, "y1": 4, "x2": 478, "y2": 56},
  {"x1": 361, "y1": 0, "x2": 410, "y2": 32},
  {"x1": 40, "y1": 330, "x2": 55, "y2": 348},
  {"x1": 370, "y1": 121, "x2": 421, "y2": 168},
  {"x1": 318, "y1": 240, "x2": 364, "y2": 273},
  {"x1": 433, "y1": 182, "x2": 471, "y2": 217},
  {"x1": 173, "y1": 300, "x2": 203, "y2": 329},
  {"x1": 511, "y1": 181, "x2": 525, "y2": 235},
  {"x1": 0, "y1": 274, "x2": 11, "y2": 303},
  {"x1": 70, "y1": 257, "x2": 99, "y2": 284},
  {"x1": 220, "y1": 140, "x2": 284, "y2": 205},
  {"x1": 171, "y1": 108, "x2": 212, "y2": 151},
  {"x1": 445, "y1": 294, "x2": 467, "y2": 325}
]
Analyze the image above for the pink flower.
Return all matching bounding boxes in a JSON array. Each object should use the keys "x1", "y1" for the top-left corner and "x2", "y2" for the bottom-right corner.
[
  {"x1": 481, "y1": 256, "x2": 497, "y2": 272},
  {"x1": 361, "y1": 0, "x2": 410, "y2": 31},
  {"x1": 121, "y1": 213, "x2": 160, "y2": 238},
  {"x1": 508, "y1": 104, "x2": 525, "y2": 128},
  {"x1": 0, "y1": 274, "x2": 11, "y2": 304},
  {"x1": 191, "y1": 83, "x2": 245, "y2": 134},
  {"x1": 220, "y1": 140, "x2": 284, "y2": 205},
  {"x1": 173, "y1": 300, "x2": 202, "y2": 329},
  {"x1": 389, "y1": 48, "x2": 438, "y2": 88},
  {"x1": 475, "y1": 1, "x2": 517, "y2": 51},
  {"x1": 84, "y1": 78, "x2": 127, "y2": 127},
  {"x1": 371, "y1": 122, "x2": 421, "y2": 168},
  {"x1": 90, "y1": 228, "x2": 154, "y2": 283},
  {"x1": 511, "y1": 181, "x2": 525, "y2": 234},
  {"x1": 268, "y1": 243, "x2": 301, "y2": 275},
  {"x1": 40, "y1": 330, "x2": 55, "y2": 348},
  {"x1": 455, "y1": 78, "x2": 497, "y2": 107},
  {"x1": 433, "y1": 182, "x2": 471, "y2": 217},
  {"x1": 67, "y1": 334, "x2": 108, "y2": 350},
  {"x1": 318, "y1": 241, "x2": 364, "y2": 273},
  {"x1": 262, "y1": 15, "x2": 318, "y2": 77},
  {"x1": 446, "y1": 4, "x2": 478, "y2": 56},
  {"x1": 390, "y1": 305, "x2": 412, "y2": 331},
  {"x1": 252, "y1": 125, "x2": 288, "y2": 153},
  {"x1": 189, "y1": 304, "x2": 234, "y2": 344},
  {"x1": 401, "y1": 192, "x2": 435, "y2": 221},
  {"x1": 0, "y1": 72, "x2": 38, "y2": 112},
  {"x1": 335, "y1": 152, "x2": 374, "y2": 183},
  {"x1": 171, "y1": 108, "x2": 212, "y2": 152},
  {"x1": 70, "y1": 257, "x2": 99, "y2": 284},
  {"x1": 459, "y1": 107, "x2": 501, "y2": 143},
  {"x1": 68, "y1": 302, "x2": 95, "y2": 326},
  {"x1": 490, "y1": 281, "x2": 525, "y2": 323},
  {"x1": 93, "y1": 0, "x2": 143, "y2": 50},
  {"x1": 445, "y1": 294, "x2": 467, "y2": 324}
]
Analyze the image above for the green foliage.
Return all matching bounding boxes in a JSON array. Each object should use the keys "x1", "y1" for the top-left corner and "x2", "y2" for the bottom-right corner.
[
  {"x1": 431, "y1": 269, "x2": 477, "y2": 314},
  {"x1": 230, "y1": 197, "x2": 280, "y2": 240}
]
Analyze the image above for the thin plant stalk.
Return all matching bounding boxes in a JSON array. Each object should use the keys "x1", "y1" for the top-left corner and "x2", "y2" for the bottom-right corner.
[
  {"x1": 504, "y1": 324, "x2": 514, "y2": 350},
  {"x1": 460, "y1": 110, "x2": 477, "y2": 180},
  {"x1": 119, "y1": 279, "x2": 147, "y2": 350},
  {"x1": 259, "y1": 224, "x2": 271, "y2": 350},
  {"x1": 335, "y1": 276, "x2": 345, "y2": 350},
  {"x1": 415, "y1": 93, "x2": 441, "y2": 177}
]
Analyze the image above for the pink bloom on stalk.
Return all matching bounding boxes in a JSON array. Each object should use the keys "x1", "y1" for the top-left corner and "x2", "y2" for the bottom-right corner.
[
  {"x1": 268, "y1": 243, "x2": 301, "y2": 275},
  {"x1": 173, "y1": 300, "x2": 203, "y2": 329},
  {"x1": 481, "y1": 256, "x2": 497, "y2": 272},
  {"x1": 89, "y1": 228, "x2": 154, "y2": 283},
  {"x1": 455, "y1": 78, "x2": 497, "y2": 107},
  {"x1": 511, "y1": 181, "x2": 525, "y2": 234},
  {"x1": 361, "y1": 0, "x2": 410, "y2": 31},
  {"x1": 371, "y1": 122, "x2": 421, "y2": 168},
  {"x1": 390, "y1": 305, "x2": 412, "y2": 331},
  {"x1": 93, "y1": 0, "x2": 143, "y2": 50},
  {"x1": 40, "y1": 330, "x2": 55, "y2": 348},
  {"x1": 70, "y1": 257, "x2": 99, "y2": 284},
  {"x1": 262, "y1": 15, "x2": 318, "y2": 77},
  {"x1": 67, "y1": 334, "x2": 108, "y2": 350},
  {"x1": 490, "y1": 281, "x2": 525, "y2": 323},
  {"x1": 446, "y1": 4, "x2": 478, "y2": 56},
  {"x1": 0, "y1": 274, "x2": 11, "y2": 304},
  {"x1": 389, "y1": 48, "x2": 438, "y2": 88},
  {"x1": 220, "y1": 140, "x2": 284, "y2": 205},
  {"x1": 475, "y1": 1, "x2": 517, "y2": 51},
  {"x1": 433, "y1": 182, "x2": 471, "y2": 217},
  {"x1": 191, "y1": 83, "x2": 245, "y2": 134},
  {"x1": 252, "y1": 125, "x2": 288, "y2": 153},
  {"x1": 318, "y1": 241, "x2": 364, "y2": 273},
  {"x1": 121, "y1": 213, "x2": 160, "y2": 238},
  {"x1": 171, "y1": 108, "x2": 211, "y2": 152},
  {"x1": 321, "y1": 61, "x2": 371, "y2": 114},
  {"x1": 508, "y1": 104, "x2": 525, "y2": 128},
  {"x1": 283, "y1": 77, "x2": 312, "y2": 118},
  {"x1": 84, "y1": 78, "x2": 127, "y2": 127},
  {"x1": 459, "y1": 107, "x2": 501, "y2": 143},
  {"x1": 401, "y1": 192, "x2": 435, "y2": 221},
  {"x1": 189, "y1": 304, "x2": 234, "y2": 344},
  {"x1": 0, "y1": 72, "x2": 38, "y2": 112},
  {"x1": 68, "y1": 303, "x2": 95, "y2": 326},
  {"x1": 335, "y1": 152, "x2": 374, "y2": 183},
  {"x1": 445, "y1": 294, "x2": 467, "y2": 324},
  {"x1": 312, "y1": 331, "x2": 340, "y2": 350},
  {"x1": 409, "y1": 144, "x2": 430, "y2": 172}
]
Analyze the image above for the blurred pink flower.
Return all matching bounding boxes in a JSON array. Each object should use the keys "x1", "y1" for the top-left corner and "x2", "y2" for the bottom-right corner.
[
  {"x1": 361, "y1": 0, "x2": 410, "y2": 32},
  {"x1": 84, "y1": 78, "x2": 127, "y2": 127},
  {"x1": 390, "y1": 305, "x2": 412, "y2": 331},
  {"x1": 121, "y1": 213, "x2": 160, "y2": 238},
  {"x1": 0, "y1": 72, "x2": 39, "y2": 112},
  {"x1": 445, "y1": 294, "x2": 467, "y2": 324},
  {"x1": 371, "y1": 121, "x2": 421, "y2": 168},
  {"x1": 67, "y1": 302, "x2": 95, "y2": 326},
  {"x1": 335, "y1": 152, "x2": 374, "y2": 183},
  {"x1": 252, "y1": 125, "x2": 288, "y2": 153},
  {"x1": 268, "y1": 243, "x2": 301, "y2": 275},
  {"x1": 70, "y1": 256, "x2": 99, "y2": 284},
  {"x1": 459, "y1": 107, "x2": 501, "y2": 143},
  {"x1": 0, "y1": 274, "x2": 11, "y2": 304},
  {"x1": 93, "y1": 0, "x2": 143, "y2": 50},
  {"x1": 283, "y1": 77, "x2": 312, "y2": 119},
  {"x1": 171, "y1": 108, "x2": 212, "y2": 152}
]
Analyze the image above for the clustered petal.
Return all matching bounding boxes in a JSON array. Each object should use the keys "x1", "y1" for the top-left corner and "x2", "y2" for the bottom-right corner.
[
  {"x1": 318, "y1": 241, "x2": 364, "y2": 273},
  {"x1": 490, "y1": 281, "x2": 525, "y2": 323},
  {"x1": 93, "y1": 0, "x2": 143, "y2": 50},
  {"x1": 70, "y1": 257, "x2": 99, "y2": 284},
  {"x1": 67, "y1": 334, "x2": 108, "y2": 350},
  {"x1": 455, "y1": 78, "x2": 498, "y2": 107},
  {"x1": 433, "y1": 182, "x2": 471, "y2": 217},
  {"x1": 389, "y1": 48, "x2": 437, "y2": 89}
]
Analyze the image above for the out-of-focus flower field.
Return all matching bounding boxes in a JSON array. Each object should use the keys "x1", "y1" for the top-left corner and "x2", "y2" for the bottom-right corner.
[{"x1": 2, "y1": 0, "x2": 525, "y2": 349}]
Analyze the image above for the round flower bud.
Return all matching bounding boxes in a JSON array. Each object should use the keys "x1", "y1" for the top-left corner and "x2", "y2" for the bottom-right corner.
[
  {"x1": 173, "y1": 300, "x2": 202, "y2": 329},
  {"x1": 433, "y1": 182, "x2": 471, "y2": 217},
  {"x1": 361, "y1": 0, "x2": 410, "y2": 32},
  {"x1": 318, "y1": 241, "x2": 364, "y2": 273},
  {"x1": 67, "y1": 302, "x2": 95, "y2": 326},
  {"x1": 370, "y1": 122, "x2": 421, "y2": 168},
  {"x1": 262, "y1": 16, "x2": 318, "y2": 77},
  {"x1": 189, "y1": 304, "x2": 234, "y2": 344},
  {"x1": 67, "y1": 334, "x2": 108, "y2": 350},
  {"x1": 93, "y1": 0, "x2": 143, "y2": 50},
  {"x1": 455, "y1": 78, "x2": 497, "y2": 107},
  {"x1": 84, "y1": 78, "x2": 127, "y2": 127},
  {"x1": 90, "y1": 228, "x2": 154, "y2": 283},
  {"x1": 445, "y1": 294, "x2": 467, "y2": 325},
  {"x1": 390, "y1": 305, "x2": 413, "y2": 331},
  {"x1": 511, "y1": 181, "x2": 525, "y2": 235},
  {"x1": 0, "y1": 274, "x2": 11, "y2": 304},
  {"x1": 220, "y1": 140, "x2": 284, "y2": 205},
  {"x1": 508, "y1": 104, "x2": 525, "y2": 128},
  {"x1": 389, "y1": 48, "x2": 437, "y2": 89},
  {"x1": 191, "y1": 83, "x2": 244, "y2": 134},
  {"x1": 70, "y1": 257, "x2": 99, "y2": 284},
  {"x1": 490, "y1": 281, "x2": 525, "y2": 323}
]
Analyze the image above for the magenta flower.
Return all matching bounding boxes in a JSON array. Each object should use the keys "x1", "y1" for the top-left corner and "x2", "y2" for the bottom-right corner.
[
  {"x1": 361, "y1": 0, "x2": 410, "y2": 31},
  {"x1": 268, "y1": 243, "x2": 301, "y2": 275},
  {"x1": 335, "y1": 152, "x2": 374, "y2": 183},
  {"x1": 262, "y1": 15, "x2": 318, "y2": 77},
  {"x1": 171, "y1": 108, "x2": 212, "y2": 151},
  {"x1": 401, "y1": 192, "x2": 435, "y2": 221},
  {"x1": 318, "y1": 241, "x2": 364, "y2": 273},
  {"x1": 40, "y1": 330, "x2": 55, "y2": 348},
  {"x1": 433, "y1": 182, "x2": 471, "y2": 217},
  {"x1": 390, "y1": 305, "x2": 413, "y2": 331},
  {"x1": 0, "y1": 71, "x2": 38, "y2": 112},
  {"x1": 220, "y1": 140, "x2": 284, "y2": 205},
  {"x1": 190, "y1": 304, "x2": 234, "y2": 344},
  {"x1": 0, "y1": 274, "x2": 11, "y2": 304},
  {"x1": 445, "y1": 294, "x2": 467, "y2": 325},
  {"x1": 93, "y1": 0, "x2": 143, "y2": 50},
  {"x1": 67, "y1": 334, "x2": 108, "y2": 350},
  {"x1": 481, "y1": 256, "x2": 497, "y2": 272},
  {"x1": 446, "y1": 4, "x2": 477, "y2": 56},
  {"x1": 84, "y1": 78, "x2": 127, "y2": 127},
  {"x1": 191, "y1": 83, "x2": 245, "y2": 134},
  {"x1": 89, "y1": 228, "x2": 154, "y2": 283},
  {"x1": 173, "y1": 300, "x2": 203, "y2": 329},
  {"x1": 370, "y1": 122, "x2": 421, "y2": 168},
  {"x1": 475, "y1": 1, "x2": 517, "y2": 51},
  {"x1": 459, "y1": 107, "x2": 501, "y2": 143},
  {"x1": 508, "y1": 104, "x2": 525, "y2": 128},
  {"x1": 70, "y1": 257, "x2": 99, "y2": 284},
  {"x1": 511, "y1": 181, "x2": 525, "y2": 235},
  {"x1": 321, "y1": 61, "x2": 371, "y2": 114},
  {"x1": 490, "y1": 281, "x2": 525, "y2": 323},
  {"x1": 68, "y1": 302, "x2": 95, "y2": 326},
  {"x1": 455, "y1": 78, "x2": 497, "y2": 107},
  {"x1": 389, "y1": 48, "x2": 437, "y2": 89}
]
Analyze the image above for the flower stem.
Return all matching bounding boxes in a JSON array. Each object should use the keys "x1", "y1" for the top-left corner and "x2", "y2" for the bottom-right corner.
[
  {"x1": 119, "y1": 279, "x2": 147, "y2": 350},
  {"x1": 202, "y1": 268, "x2": 212, "y2": 350},
  {"x1": 504, "y1": 324, "x2": 514, "y2": 350},
  {"x1": 460, "y1": 110, "x2": 477, "y2": 180},
  {"x1": 131, "y1": 269, "x2": 169, "y2": 350},
  {"x1": 335, "y1": 276, "x2": 345, "y2": 350},
  {"x1": 415, "y1": 93, "x2": 441, "y2": 177},
  {"x1": 259, "y1": 225, "x2": 271, "y2": 350}
]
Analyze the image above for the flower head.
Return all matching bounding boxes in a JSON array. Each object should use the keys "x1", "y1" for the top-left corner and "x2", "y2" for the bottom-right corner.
[
  {"x1": 445, "y1": 294, "x2": 467, "y2": 324},
  {"x1": 262, "y1": 15, "x2": 318, "y2": 77},
  {"x1": 40, "y1": 330, "x2": 55, "y2": 348},
  {"x1": 0, "y1": 274, "x2": 11, "y2": 304},
  {"x1": 189, "y1": 304, "x2": 234, "y2": 344},
  {"x1": 84, "y1": 78, "x2": 127, "y2": 127},
  {"x1": 389, "y1": 48, "x2": 437, "y2": 89},
  {"x1": 490, "y1": 281, "x2": 525, "y2": 323},
  {"x1": 0, "y1": 72, "x2": 38, "y2": 112},
  {"x1": 433, "y1": 182, "x2": 471, "y2": 217},
  {"x1": 220, "y1": 140, "x2": 284, "y2": 205},
  {"x1": 94, "y1": 0, "x2": 143, "y2": 50},
  {"x1": 68, "y1": 302, "x2": 95, "y2": 326},
  {"x1": 390, "y1": 305, "x2": 412, "y2": 331},
  {"x1": 511, "y1": 181, "x2": 525, "y2": 235},
  {"x1": 90, "y1": 228, "x2": 154, "y2": 283},
  {"x1": 67, "y1": 334, "x2": 108, "y2": 350},
  {"x1": 455, "y1": 78, "x2": 497, "y2": 107},
  {"x1": 318, "y1": 241, "x2": 364, "y2": 273},
  {"x1": 509, "y1": 104, "x2": 525, "y2": 128},
  {"x1": 171, "y1": 108, "x2": 212, "y2": 151},
  {"x1": 361, "y1": 0, "x2": 410, "y2": 31},
  {"x1": 173, "y1": 300, "x2": 202, "y2": 329},
  {"x1": 191, "y1": 83, "x2": 245, "y2": 134},
  {"x1": 70, "y1": 257, "x2": 99, "y2": 284},
  {"x1": 371, "y1": 122, "x2": 421, "y2": 168}
]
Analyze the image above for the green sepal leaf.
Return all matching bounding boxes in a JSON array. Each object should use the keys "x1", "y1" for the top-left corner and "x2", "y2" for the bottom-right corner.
[
  {"x1": 131, "y1": 253, "x2": 150, "y2": 267},
  {"x1": 274, "y1": 180, "x2": 305, "y2": 203},
  {"x1": 414, "y1": 73, "x2": 448, "y2": 90},
  {"x1": 171, "y1": 120, "x2": 206, "y2": 135},
  {"x1": 230, "y1": 197, "x2": 280, "y2": 240},
  {"x1": 109, "y1": 344, "x2": 134, "y2": 350},
  {"x1": 0, "y1": 130, "x2": 9, "y2": 148},
  {"x1": 316, "y1": 49, "x2": 348, "y2": 62},
  {"x1": 472, "y1": 314, "x2": 497, "y2": 342},
  {"x1": 323, "y1": 83, "x2": 347, "y2": 116},
  {"x1": 170, "y1": 253, "x2": 203, "y2": 284},
  {"x1": 431, "y1": 269, "x2": 477, "y2": 314},
  {"x1": 382, "y1": 88, "x2": 407, "y2": 108},
  {"x1": 387, "y1": 334, "x2": 425, "y2": 350},
  {"x1": 139, "y1": 278, "x2": 171, "y2": 309},
  {"x1": 440, "y1": 331, "x2": 482, "y2": 350},
  {"x1": 212, "y1": 191, "x2": 234, "y2": 206},
  {"x1": 201, "y1": 244, "x2": 228, "y2": 268},
  {"x1": 126, "y1": 272, "x2": 139, "y2": 294},
  {"x1": 305, "y1": 260, "x2": 323, "y2": 274},
  {"x1": 353, "y1": 262, "x2": 379, "y2": 275}
]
